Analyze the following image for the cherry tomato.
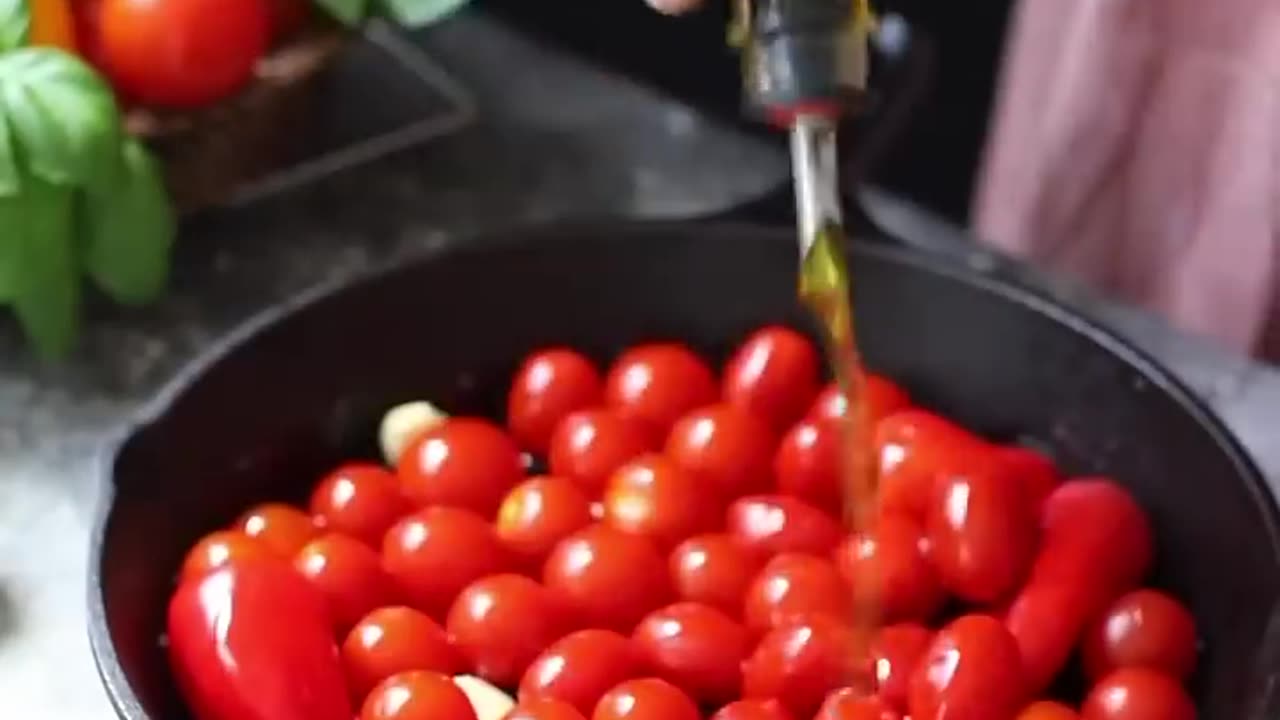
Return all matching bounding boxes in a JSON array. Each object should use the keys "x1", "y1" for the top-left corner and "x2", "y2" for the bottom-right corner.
[
  {"x1": 710, "y1": 699, "x2": 796, "y2": 720},
  {"x1": 810, "y1": 375, "x2": 911, "y2": 427},
  {"x1": 1017, "y1": 701, "x2": 1081, "y2": 720},
  {"x1": 744, "y1": 553, "x2": 848, "y2": 633},
  {"x1": 602, "y1": 453, "x2": 715, "y2": 549},
  {"x1": 96, "y1": 0, "x2": 268, "y2": 108},
  {"x1": 604, "y1": 343, "x2": 718, "y2": 436},
  {"x1": 398, "y1": 417, "x2": 524, "y2": 516},
  {"x1": 520, "y1": 629, "x2": 645, "y2": 716},
  {"x1": 497, "y1": 476, "x2": 595, "y2": 568},
  {"x1": 869, "y1": 623, "x2": 932, "y2": 712},
  {"x1": 774, "y1": 418, "x2": 841, "y2": 509},
  {"x1": 382, "y1": 507, "x2": 510, "y2": 618},
  {"x1": 543, "y1": 524, "x2": 671, "y2": 631},
  {"x1": 592, "y1": 678, "x2": 702, "y2": 720},
  {"x1": 727, "y1": 495, "x2": 842, "y2": 557},
  {"x1": 360, "y1": 671, "x2": 478, "y2": 720},
  {"x1": 29, "y1": 0, "x2": 78, "y2": 50},
  {"x1": 1004, "y1": 581, "x2": 1094, "y2": 695},
  {"x1": 447, "y1": 574, "x2": 574, "y2": 687},
  {"x1": 995, "y1": 445, "x2": 1060, "y2": 515},
  {"x1": 1081, "y1": 589, "x2": 1198, "y2": 682},
  {"x1": 722, "y1": 326, "x2": 821, "y2": 431},
  {"x1": 549, "y1": 409, "x2": 659, "y2": 494},
  {"x1": 309, "y1": 463, "x2": 409, "y2": 547},
  {"x1": 907, "y1": 614, "x2": 1026, "y2": 720},
  {"x1": 235, "y1": 502, "x2": 319, "y2": 558},
  {"x1": 665, "y1": 404, "x2": 776, "y2": 500},
  {"x1": 874, "y1": 410, "x2": 991, "y2": 518},
  {"x1": 742, "y1": 615, "x2": 865, "y2": 719},
  {"x1": 815, "y1": 689, "x2": 901, "y2": 720},
  {"x1": 925, "y1": 462, "x2": 1035, "y2": 603},
  {"x1": 180, "y1": 530, "x2": 276, "y2": 583},
  {"x1": 509, "y1": 349, "x2": 604, "y2": 454},
  {"x1": 1081, "y1": 668, "x2": 1195, "y2": 720},
  {"x1": 669, "y1": 533, "x2": 765, "y2": 619},
  {"x1": 342, "y1": 606, "x2": 464, "y2": 703},
  {"x1": 506, "y1": 698, "x2": 589, "y2": 720},
  {"x1": 295, "y1": 533, "x2": 399, "y2": 632},
  {"x1": 834, "y1": 513, "x2": 944, "y2": 622},
  {"x1": 632, "y1": 602, "x2": 751, "y2": 705}
]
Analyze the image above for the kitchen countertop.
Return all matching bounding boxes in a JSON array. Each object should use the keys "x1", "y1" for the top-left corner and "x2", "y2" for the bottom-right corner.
[{"x1": 0, "y1": 12, "x2": 1275, "y2": 718}]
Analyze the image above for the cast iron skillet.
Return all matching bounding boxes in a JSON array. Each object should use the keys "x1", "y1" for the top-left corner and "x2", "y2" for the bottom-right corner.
[{"x1": 89, "y1": 222, "x2": 1280, "y2": 719}]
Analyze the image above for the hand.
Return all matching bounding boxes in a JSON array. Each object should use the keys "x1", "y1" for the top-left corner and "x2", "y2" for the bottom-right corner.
[{"x1": 646, "y1": 0, "x2": 704, "y2": 15}]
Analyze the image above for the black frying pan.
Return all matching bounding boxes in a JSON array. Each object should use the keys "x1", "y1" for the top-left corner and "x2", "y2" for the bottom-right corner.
[{"x1": 88, "y1": 221, "x2": 1280, "y2": 719}]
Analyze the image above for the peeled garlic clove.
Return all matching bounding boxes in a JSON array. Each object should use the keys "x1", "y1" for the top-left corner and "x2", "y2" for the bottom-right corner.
[
  {"x1": 379, "y1": 401, "x2": 447, "y2": 465},
  {"x1": 453, "y1": 674, "x2": 516, "y2": 720}
]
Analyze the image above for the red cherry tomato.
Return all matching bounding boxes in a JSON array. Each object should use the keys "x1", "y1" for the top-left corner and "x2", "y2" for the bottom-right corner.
[
  {"x1": 1004, "y1": 581, "x2": 1094, "y2": 695},
  {"x1": 505, "y1": 698, "x2": 589, "y2": 720},
  {"x1": 874, "y1": 410, "x2": 991, "y2": 518},
  {"x1": 497, "y1": 476, "x2": 595, "y2": 568},
  {"x1": 744, "y1": 553, "x2": 849, "y2": 633},
  {"x1": 543, "y1": 524, "x2": 671, "y2": 631},
  {"x1": 710, "y1": 699, "x2": 796, "y2": 720},
  {"x1": 815, "y1": 689, "x2": 901, "y2": 720},
  {"x1": 809, "y1": 375, "x2": 911, "y2": 427},
  {"x1": 235, "y1": 502, "x2": 319, "y2": 558},
  {"x1": 294, "y1": 533, "x2": 399, "y2": 633},
  {"x1": 669, "y1": 533, "x2": 765, "y2": 619},
  {"x1": 592, "y1": 678, "x2": 702, "y2": 720},
  {"x1": 397, "y1": 418, "x2": 524, "y2": 516},
  {"x1": 509, "y1": 349, "x2": 604, "y2": 454},
  {"x1": 834, "y1": 513, "x2": 944, "y2": 623},
  {"x1": 309, "y1": 463, "x2": 409, "y2": 547},
  {"x1": 869, "y1": 623, "x2": 932, "y2": 712},
  {"x1": 666, "y1": 404, "x2": 776, "y2": 500},
  {"x1": 774, "y1": 418, "x2": 841, "y2": 509},
  {"x1": 447, "y1": 574, "x2": 574, "y2": 687},
  {"x1": 995, "y1": 445, "x2": 1060, "y2": 515},
  {"x1": 549, "y1": 409, "x2": 659, "y2": 494},
  {"x1": 632, "y1": 602, "x2": 751, "y2": 705},
  {"x1": 907, "y1": 614, "x2": 1026, "y2": 720},
  {"x1": 360, "y1": 671, "x2": 478, "y2": 720},
  {"x1": 1017, "y1": 701, "x2": 1081, "y2": 720},
  {"x1": 604, "y1": 343, "x2": 718, "y2": 436},
  {"x1": 722, "y1": 326, "x2": 821, "y2": 431},
  {"x1": 1081, "y1": 668, "x2": 1196, "y2": 720},
  {"x1": 342, "y1": 606, "x2": 464, "y2": 703},
  {"x1": 520, "y1": 629, "x2": 646, "y2": 716},
  {"x1": 96, "y1": 0, "x2": 268, "y2": 108},
  {"x1": 1082, "y1": 589, "x2": 1198, "y2": 682},
  {"x1": 168, "y1": 560, "x2": 353, "y2": 720},
  {"x1": 742, "y1": 615, "x2": 865, "y2": 719},
  {"x1": 603, "y1": 453, "x2": 715, "y2": 549},
  {"x1": 925, "y1": 462, "x2": 1035, "y2": 603},
  {"x1": 180, "y1": 530, "x2": 276, "y2": 583},
  {"x1": 382, "y1": 507, "x2": 510, "y2": 618},
  {"x1": 727, "y1": 494, "x2": 842, "y2": 557}
]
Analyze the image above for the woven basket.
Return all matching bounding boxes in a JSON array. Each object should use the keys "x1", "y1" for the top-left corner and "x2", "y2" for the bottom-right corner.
[{"x1": 126, "y1": 29, "x2": 347, "y2": 213}]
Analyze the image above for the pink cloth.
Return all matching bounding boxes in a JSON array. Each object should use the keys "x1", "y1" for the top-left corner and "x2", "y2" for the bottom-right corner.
[{"x1": 974, "y1": 0, "x2": 1280, "y2": 360}]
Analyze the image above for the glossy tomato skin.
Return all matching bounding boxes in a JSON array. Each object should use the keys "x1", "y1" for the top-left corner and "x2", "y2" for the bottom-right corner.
[
  {"x1": 742, "y1": 615, "x2": 866, "y2": 719},
  {"x1": 874, "y1": 410, "x2": 991, "y2": 518},
  {"x1": 382, "y1": 507, "x2": 510, "y2": 619},
  {"x1": 342, "y1": 606, "x2": 464, "y2": 703},
  {"x1": 666, "y1": 404, "x2": 776, "y2": 500},
  {"x1": 815, "y1": 689, "x2": 901, "y2": 720},
  {"x1": 96, "y1": 0, "x2": 268, "y2": 108},
  {"x1": 543, "y1": 523, "x2": 672, "y2": 631},
  {"x1": 908, "y1": 614, "x2": 1026, "y2": 720},
  {"x1": 361, "y1": 671, "x2": 478, "y2": 720},
  {"x1": 744, "y1": 552, "x2": 849, "y2": 633},
  {"x1": 603, "y1": 453, "x2": 715, "y2": 549},
  {"x1": 710, "y1": 699, "x2": 796, "y2": 720},
  {"x1": 774, "y1": 418, "x2": 842, "y2": 509},
  {"x1": 294, "y1": 533, "x2": 399, "y2": 633},
  {"x1": 509, "y1": 349, "x2": 604, "y2": 454},
  {"x1": 722, "y1": 326, "x2": 821, "y2": 431},
  {"x1": 1081, "y1": 668, "x2": 1196, "y2": 720},
  {"x1": 397, "y1": 417, "x2": 524, "y2": 516},
  {"x1": 870, "y1": 623, "x2": 933, "y2": 712},
  {"x1": 549, "y1": 409, "x2": 659, "y2": 494},
  {"x1": 809, "y1": 375, "x2": 911, "y2": 427},
  {"x1": 727, "y1": 494, "x2": 843, "y2": 557},
  {"x1": 604, "y1": 343, "x2": 718, "y2": 436},
  {"x1": 632, "y1": 602, "x2": 751, "y2": 705},
  {"x1": 520, "y1": 629, "x2": 645, "y2": 716},
  {"x1": 1016, "y1": 701, "x2": 1081, "y2": 720},
  {"x1": 167, "y1": 560, "x2": 352, "y2": 720},
  {"x1": 309, "y1": 463, "x2": 409, "y2": 547},
  {"x1": 236, "y1": 502, "x2": 319, "y2": 558},
  {"x1": 497, "y1": 476, "x2": 595, "y2": 569},
  {"x1": 669, "y1": 532, "x2": 765, "y2": 619},
  {"x1": 506, "y1": 698, "x2": 590, "y2": 720},
  {"x1": 592, "y1": 678, "x2": 702, "y2": 720},
  {"x1": 1004, "y1": 581, "x2": 1095, "y2": 695},
  {"x1": 447, "y1": 574, "x2": 574, "y2": 687},
  {"x1": 1081, "y1": 589, "x2": 1198, "y2": 682},
  {"x1": 834, "y1": 513, "x2": 944, "y2": 623},
  {"x1": 180, "y1": 530, "x2": 276, "y2": 583}
]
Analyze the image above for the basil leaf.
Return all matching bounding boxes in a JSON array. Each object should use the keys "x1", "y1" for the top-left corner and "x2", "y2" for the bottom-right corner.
[
  {"x1": 315, "y1": 0, "x2": 369, "y2": 27},
  {"x1": 83, "y1": 140, "x2": 174, "y2": 305},
  {"x1": 0, "y1": 191, "x2": 20, "y2": 301},
  {"x1": 0, "y1": 0, "x2": 28, "y2": 52},
  {"x1": 378, "y1": 0, "x2": 470, "y2": 27},
  {"x1": 0, "y1": 48, "x2": 122, "y2": 188},
  {"x1": 12, "y1": 177, "x2": 79, "y2": 359},
  {"x1": 0, "y1": 112, "x2": 17, "y2": 196}
]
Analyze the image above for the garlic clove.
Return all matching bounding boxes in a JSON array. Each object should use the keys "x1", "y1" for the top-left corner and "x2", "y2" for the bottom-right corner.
[
  {"x1": 379, "y1": 401, "x2": 448, "y2": 465},
  {"x1": 453, "y1": 674, "x2": 517, "y2": 720}
]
